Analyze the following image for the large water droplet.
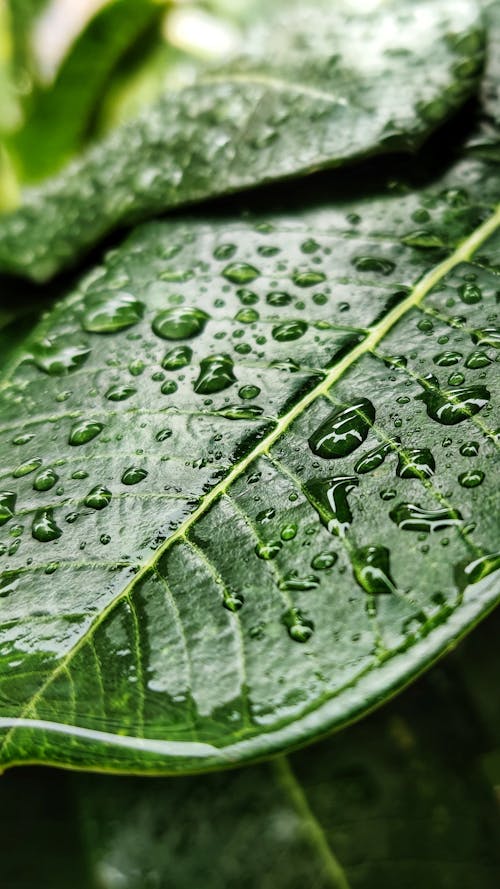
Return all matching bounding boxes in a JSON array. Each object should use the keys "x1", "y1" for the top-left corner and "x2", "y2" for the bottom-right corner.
[
  {"x1": 309, "y1": 399, "x2": 375, "y2": 458},
  {"x1": 465, "y1": 350, "x2": 491, "y2": 370},
  {"x1": 272, "y1": 320, "x2": 307, "y2": 342},
  {"x1": 352, "y1": 545, "x2": 397, "y2": 595},
  {"x1": 352, "y1": 256, "x2": 395, "y2": 275},
  {"x1": 455, "y1": 552, "x2": 500, "y2": 591},
  {"x1": 82, "y1": 290, "x2": 144, "y2": 333},
  {"x1": 304, "y1": 476, "x2": 359, "y2": 536},
  {"x1": 69, "y1": 419, "x2": 104, "y2": 445},
  {"x1": 152, "y1": 307, "x2": 209, "y2": 340},
  {"x1": 223, "y1": 263, "x2": 259, "y2": 284},
  {"x1": 194, "y1": 354, "x2": 236, "y2": 395},
  {"x1": 282, "y1": 608, "x2": 314, "y2": 643},
  {"x1": 397, "y1": 448, "x2": 435, "y2": 479},
  {"x1": 84, "y1": 485, "x2": 112, "y2": 509},
  {"x1": 458, "y1": 470, "x2": 485, "y2": 488},
  {"x1": 32, "y1": 507, "x2": 62, "y2": 542},
  {"x1": 0, "y1": 491, "x2": 16, "y2": 526},
  {"x1": 390, "y1": 502, "x2": 464, "y2": 532},
  {"x1": 433, "y1": 351, "x2": 462, "y2": 367},
  {"x1": 13, "y1": 457, "x2": 42, "y2": 478},
  {"x1": 458, "y1": 282, "x2": 482, "y2": 304},
  {"x1": 416, "y1": 374, "x2": 490, "y2": 425},
  {"x1": 354, "y1": 439, "x2": 397, "y2": 474},
  {"x1": 460, "y1": 441, "x2": 479, "y2": 457},
  {"x1": 33, "y1": 468, "x2": 59, "y2": 491},
  {"x1": 161, "y1": 346, "x2": 193, "y2": 370},
  {"x1": 471, "y1": 328, "x2": 500, "y2": 349},
  {"x1": 292, "y1": 270, "x2": 326, "y2": 287},
  {"x1": 122, "y1": 467, "x2": 148, "y2": 485},
  {"x1": 32, "y1": 336, "x2": 91, "y2": 376}
]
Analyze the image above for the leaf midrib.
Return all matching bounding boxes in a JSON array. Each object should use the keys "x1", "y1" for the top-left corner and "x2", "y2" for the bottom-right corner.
[{"x1": 2, "y1": 203, "x2": 499, "y2": 750}]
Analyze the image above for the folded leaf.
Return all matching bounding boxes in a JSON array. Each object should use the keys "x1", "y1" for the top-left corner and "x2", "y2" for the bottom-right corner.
[
  {"x1": 0, "y1": 142, "x2": 498, "y2": 772},
  {"x1": 0, "y1": 0, "x2": 486, "y2": 280}
]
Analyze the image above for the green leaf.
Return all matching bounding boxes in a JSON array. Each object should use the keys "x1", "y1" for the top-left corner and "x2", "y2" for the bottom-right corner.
[
  {"x1": 0, "y1": 0, "x2": 486, "y2": 280},
  {"x1": 2, "y1": 636, "x2": 500, "y2": 888},
  {"x1": 0, "y1": 138, "x2": 499, "y2": 772},
  {"x1": 9, "y1": 0, "x2": 166, "y2": 183}
]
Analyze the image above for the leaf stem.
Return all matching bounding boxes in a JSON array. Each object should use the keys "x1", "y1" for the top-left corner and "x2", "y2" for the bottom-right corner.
[{"x1": 272, "y1": 755, "x2": 352, "y2": 889}]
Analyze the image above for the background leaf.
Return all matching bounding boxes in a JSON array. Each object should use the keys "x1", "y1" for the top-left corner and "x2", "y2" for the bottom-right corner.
[{"x1": 0, "y1": 0, "x2": 486, "y2": 280}]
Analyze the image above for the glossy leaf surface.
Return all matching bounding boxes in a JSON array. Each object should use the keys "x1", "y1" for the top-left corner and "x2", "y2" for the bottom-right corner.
[
  {"x1": 0, "y1": 144, "x2": 499, "y2": 772},
  {"x1": 0, "y1": 0, "x2": 486, "y2": 280}
]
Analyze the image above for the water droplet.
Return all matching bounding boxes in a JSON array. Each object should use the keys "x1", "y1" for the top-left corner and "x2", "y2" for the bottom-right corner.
[
  {"x1": 433, "y1": 351, "x2": 463, "y2": 367},
  {"x1": 309, "y1": 399, "x2": 375, "y2": 458},
  {"x1": 455, "y1": 552, "x2": 500, "y2": 591},
  {"x1": 32, "y1": 508, "x2": 62, "y2": 542},
  {"x1": 237, "y1": 289, "x2": 259, "y2": 305},
  {"x1": 417, "y1": 318, "x2": 434, "y2": 333},
  {"x1": 311, "y1": 551, "x2": 337, "y2": 570},
  {"x1": 72, "y1": 470, "x2": 89, "y2": 479},
  {"x1": 447, "y1": 371, "x2": 465, "y2": 386},
  {"x1": 380, "y1": 488, "x2": 396, "y2": 501},
  {"x1": 156, "y1": 428, "x2": 172, "y2": 442},
  {"x1": 301, "y1": 238, "x2": 320, "y2": 254},
  {"x1": 471, "y1": 328, "x2": 500, "y2": 349},
  {"x1": 239, "y1": 385, "x2": 261, "y2": 400},
  {"x1": 105, "y1": 384, "x2": 137, "y2": 401},
  {"x1": 13, "y1": 457, "x2": 42, "y2": 478},
  {"x1": 235, "y1": 308, "x2": 259, "y2": 324},
  {"x1": 458, "y1": 283, "x2": 482, "y2": 304},
  {"x1": 161, "y1": 346, "x2": 193, "y2": 370},
  {"x1": 223, "y1": 263, "x2": 259, "y2": 284},
  {"x1": 279, "y1": 573, "x2": 319, "y2": 592},
  {"x1": 69, "y1": 419, "x2": 104, "y2": 445},
  {"x1": 256, "y1": 508, "x2": 275, "y2": 525},
  {"x1": 161, "y1": 380, "x2": 178, "y2": 395},
  {"x1": 352, "y1": 545, "x2": 397, "y2": 595},
  {"x1": 214, "y1": 404, "x2": 264, "y2": 420},
  {"x1": 459, "y1": 441, "x2": 479, "y2": 457},
  {"x1": 0, "y1": 491, "x2": 16, "y2": 526},
  {"x1": 304, "y1": 476, "x2": 359, "y2": 537},
  {"x1": 458, "y1": 470, "x2": 485, "y2": 488},
  {"x1": 397, "y1": 448, "x2": 435, "y2": 479},
  {"x1": 416, "y1": 374, "x2": 490, "y2": 425},
  {"x1": 100, "y1": 534, "x2": 111, "y2": 545},
  {"x1": 194, "y1": 354, "x2": 236, "y2": 395},
  {"x1": 128, "y1": 359, "x2": 145, "y2": 376},
  {"x1": 223, "y1": 591, "x2": 244, "y2": 612},
  {"x1": 33, "y1": 468, "x2": 59, "y2": 492},
  {"x1": 282, "y1": 608, "x2": 314, "y2": 643},
  {"x1": 465, "y1": 350, "x2": 491, "y2": 369},
  {"x1": 401, "y1": 230, "x2": 445, "y2": 248},
  {"x1": 12, "y1": 433, "x2": 34, "y2": 446},
  {"x1": 267, "y1": 291, "x2": 292, "y2": 306},
  {"x1": 255, "y1": 540, "x2": 282, "y2": 560},
  {"x1": 390, "y1": 502, "x2": 464, "y2": 532},
  {"x1": 354, "y1": 439, "x2": 397, "y2": 474},
  {"x1": 213, "y1": 243, "x2": 236, "y2": 261},
  {"x1": 152, "y1": 307, "x2": 209, "y2": 340},
  {"x1": 82, "y1": 290, "x2": 144, "y2": 333},
  {"x1": 352, "y1": 256, "x2": 395, "y2": 275},
  {"x1": 84, "y1": 485, "x2": 112, "y2": 509},
  {"x1": 122, "y1": 467, "x2": 148, "y2": 485},
  {"x1": 272, "y1": 320, "x2": 307, "y2": 342},
  {"x1": 281, "y1": 523, "x2": 298, "y2": 541},
  {"x1": 292, "y1": 270, "x2": 326, "y2": 287},
  {"x1": 31, "y1": 336, "x2": 91, "y2": 376}
]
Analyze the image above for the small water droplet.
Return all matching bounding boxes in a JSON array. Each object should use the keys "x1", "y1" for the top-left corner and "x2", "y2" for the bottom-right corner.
[
  {"x1": 156, "y1": 428, "x2": 172, "y2": 442},
  {"x1": 128, "y1": 359, "x2": 145, "y2": 376},
  {"x1": 32, "y1": 507, "x2": 62, "y2": 542},
  {"x1": 311, "y1": 551, "x2": 337, "y2": 570},
  {"x1": 223, "y1": 591, "x2": 244, "y2": 612},
  {"x1": 465, "y1": 350, "x2": 491, "y2": 369},
  {"x1": 31, "y1": 336, "x2": 91, "y2": 375},
  {"x1": 309, "y1": 399, "x2": 375, "y2": 458},
  {"x1": 235, "y1": 308, "x2": 259, "y2": 324},
  {"x1": 152, "y1": 307, "x2": 209, "y2": 340},
  {"x1": 397, "y1": 448, "x2": 435, "y2": 479},
  {"x1": 281, "y1": 523, "x2": 298, "y2": 541},
  {"x1": 161, "y1": 346, "x2": 193, "y2": 370},
  {"x1": 239, "y1": 385, "x2": 261, "y2": 400},
  {"x1": 352, "y1": 545, "x2": 397, "y2": 595},
  {"x1": 354, "y1": 439, "x2": 397, "y2": 474},
  {"x1": 352, "y1": 256, "x2": 395, "y2": 275},
  {"x1": 279, "y1": 573, "x2": 319, "y2": 592},
  {"x1": 84, "y1": 485, "x2": 112, "y2": 509},
  {"x1": 401, "y1": 230, "x2": 445, "y2": 248},
  {"x1": 215, "y1": 404, "x2": 264, "y2": 420},
  {"x1": 459, "y1": 441, "x2": 479, "y2": 457},
  {"x1": 255, "y1": 540, "x2": 282, "y2": 560},
  {"x1": 105, "y1": 384, "x2": 137, "y2": 401},
  {"x1": 458, "y1": 283, "x2": 482, "y2": 304},
  {"x1": 282, "y1": 608, "x2": 314, "y2": 642},
  {"x1": 455, "y1": 551, "x2": 500, "y2": 591},
  {"x1": 433, "y1": 351, "x2": 463, "y2": 367},
  {"x1": 267, "y1": 291, "x2": 292, "y2": 307},
  {"x1": 12, "y1": 433, "x2": 34, "y2": 446},
  {"x1": 69, "y1": 419, "x2": 104, "y2": 446},
  {"x1": 213, "y1": 243, "x2": 236, "y2": 261},
  {"x1": 292, "y1": 270, "x2": 326, "y2": 287},
  {"x1": 161, "y1": 380, "x2": 178, "y2": 395},
  {"x1": 13, "y1": 457, "x2": 42, "y2": 478}
]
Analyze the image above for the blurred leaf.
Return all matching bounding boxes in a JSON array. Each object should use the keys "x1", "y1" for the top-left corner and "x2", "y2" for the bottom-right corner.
[
  {"x1": 9, "y1": 0, "x2": 166, "y2": 183},
  {"x1": 0, "y1": 0, "x2": 486, "y2": 281}
]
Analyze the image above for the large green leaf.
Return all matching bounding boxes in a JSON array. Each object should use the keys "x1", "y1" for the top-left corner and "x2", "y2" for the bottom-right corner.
[
  {"x1": 0, "y1": 137, "x2": 499, "y2": 772},
  {"x1": 2, "y1": 630, "x2": 500, "y2": 888},
  {"x1": 0, "y1": 0, "x2": 486, "y2": 280}
]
